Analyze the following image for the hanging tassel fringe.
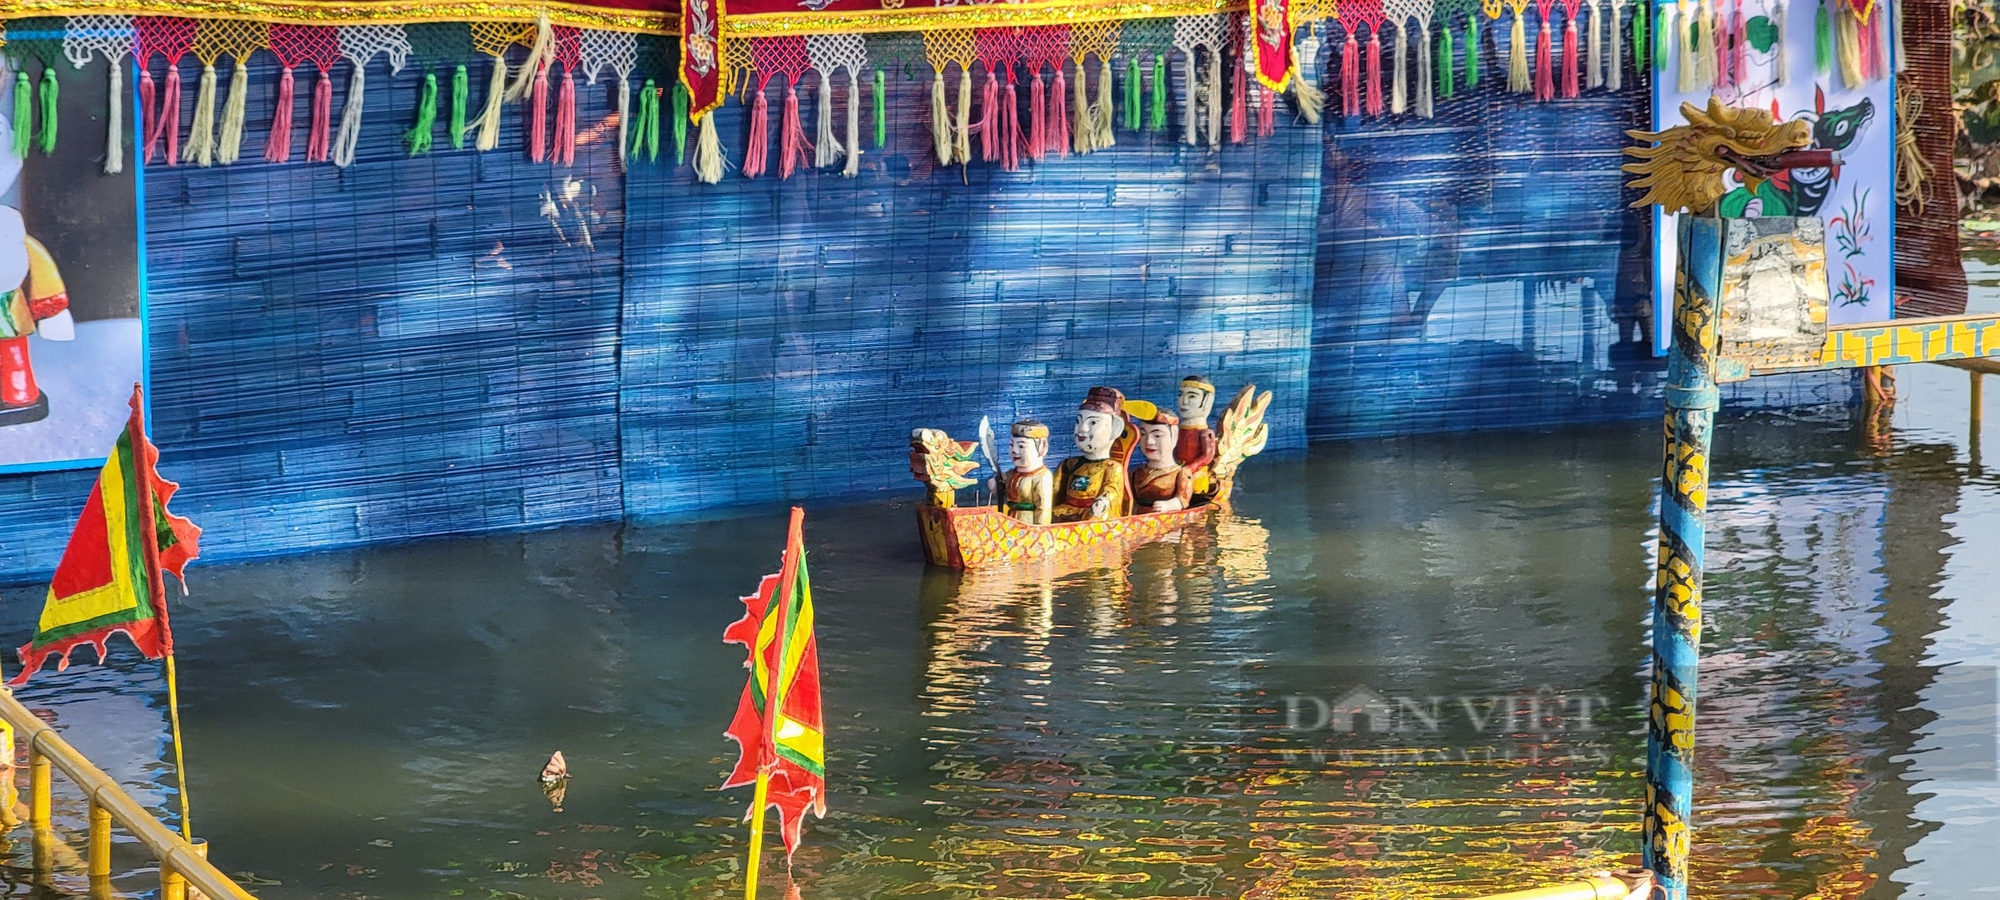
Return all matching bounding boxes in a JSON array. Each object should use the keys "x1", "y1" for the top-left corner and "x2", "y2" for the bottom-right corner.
[
  {"x1": 1610, "y1": 0, "x2": 1626, "y2": 90},
  {"x1": 1126, "y1": 57, "x2": 1142, "y2": 130},
  {"x1": 1417, "y1": 22, "x2": 1434, "y2": 117},
  {"x1": 305, "y1": 68, "x2": 331, "y2": 163},
  {"x1": 450, "y1": 65, "x2": 469, "y2": 150},
  {"x1": 407, "y1": 70, "x2": 438, "y2": 156},
  {"x1": 528, "y1": 63, "x2": 549, "y2": 163},
  {"x1": 1535, "y1": 16, "x2": 1554, "y2": 100},
  {"x1": 1772, "y1": 1, "x2": 1788, "y2": 85},
  {"x1": 104, "y1": 62, "x2": 124, "y2": 174},
  {"x1": 1365, "y1": 31, "x2": 1384, "y2": 115},
  {"x1": 1391, "y1": 21, "x2": 1408, "y2": 115},
  {"x1": 1050, "y1": 63, "x2": 1072, "y2": 156},
  {"x1": 1027, "y1": 69, "x2": 1047, "y2": 160},
  {"x1": 1182, "y1": 49, "x2": 1199, "y2": 143},
  {"x1": 1207, "y1": 45, "x2": 1223, "y2": 146},
  {"x1": 931, "y1": 70, "x2": 953, "y2": 163},
  {"x1": 333, "y1": 65, "x2": 366, "y2": 168},
  {"x1": 1440, "y1": 23, "x2": 1456, "y2": 98},
  {"x1": 1655, "y1": 3, "x2": 1671, "y2": 73},
  {"x1": 955, "y1": 68, "x2": 973, "y2": 164},
  {"x1": 1150, "y1": 54, "x2": 1167, "y2": 131},
  {"x1": 1562, "y1": 17, "x2": 1580, "y2": 97},
  {"x1": 504, "y1": 14, "x2": 553, "y2": 103},
  {"x1": 1230, "y1": 49, "x2": 1248, "y2": 140},
  {"x1": 1342, "y1": 31, "x2": 1360, "y2": 116},
  {"x1": 615, "y1": 73, "x2": 630, "y2": 167},
  {"x1": 218, "y1": 61, "x2": 248, "y2": 163},
  {"x1": 36, "y1": 69, "x2": 58, "y2": 156},
  {"x1": 1093, "y1": 57, "x2": 1113, "y2": 147},
  {"x1": 162, "y1": 63, "x2": 183, "y2": 165},
  {"x1": 139, "y1": 61, "x2": 158, "y2": 163},
  {"x1": 184, "y1": 63, "x2": 216, "y2": 166},
  {"x1": 844, "y1": 69, "x2": 861, "y2": 176},
  {"x1": 874, "y1": 69, "x2": 887, "y2": 149},
  {"x1": 1728, "y1": 3, "x2": 1746, "y2": 89},
  {"x1": 1001, "y1": 72, "x2": 1022, "y2": 171},
  {"x1": 780, "y1": 80, "x2": 809, "y2": 179},
  {"x1": 554, "y1": 67, "x2": 576, "y2": 166},
  {"x1": 816, "y1": 69, "x2": 842, "y2": 168},
  {"x1": 1587, "y1": 2, "x2": 1603, "y2": 89},
  {"x1": 1467, "y1": 14, "x2": 1482, "y2": 87},
  {"x1": 264, "y1": 65, "x2": 296, "y2": 162},
  {"x1": 1509, "y1": 12, "x2": 1532, "y2": 93},
  {"x1": 667, "y1": 82, "x2": 683, "y2": 164},
  {"x1": 1068, "y1": 60, "x2": 1090, "y2": 154},
  {"x1": 474, "y1": 55, "x2": 506, "y2": 151},
  {"x1": 694, "y1": 110, "x2": 724, "y2": 183},
  {"x1": 744, "y1": 84, "x2": 770, "y2": 177},
  {"x1": 11, "y1": 74, "x2": 30, "y2": 161},
  {"x1": 1835, "y1": 3, "x2": 1863, "y2": 87},
  {"x1": 631, "y1": 79, "x2": 661, "y2": 162},
  {"x1": 981, "y1": 66, "x2": 1001, "y2": 161}
]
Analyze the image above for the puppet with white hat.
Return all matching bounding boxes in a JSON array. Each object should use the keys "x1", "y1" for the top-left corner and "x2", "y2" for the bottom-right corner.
[{"x1": 0, "y1": 100, "x2": 73, "y2": 427}]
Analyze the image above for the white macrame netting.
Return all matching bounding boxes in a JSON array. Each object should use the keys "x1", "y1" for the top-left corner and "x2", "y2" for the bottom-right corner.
[
  {"x1": 577, "y1": 29, "x2": 637, "y2": 163},
  {"x1": 331, "y1": 25, "x2": 410, "y2": 167},
  {"x1": 807, "y1": 33, "x2": 867, "y2": 175},
  {"x1": 1172, "y1": 14, "x2": 1226, "y2": 147},
  {"x1": 64, "y1": 15, "x2": 135, "y2": 173},
  {"x1": 1384, "y1": 0, "x2": 1436, "y2": 117}
]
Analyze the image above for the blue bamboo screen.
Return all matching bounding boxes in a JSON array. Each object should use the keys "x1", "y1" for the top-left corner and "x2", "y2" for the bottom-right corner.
[{"x1": 0, "y1": 36, "x2": 1836, "y2": 582}]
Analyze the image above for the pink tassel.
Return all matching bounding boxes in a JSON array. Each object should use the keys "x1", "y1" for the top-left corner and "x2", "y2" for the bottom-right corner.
[
  {"x1": 162, "y1": 63, "x2": 182, "y2": 166},
  {"x1": 140, "y1": 63, "x2": 160, "y2": 163},
  {"x1": 529, "y1": 63, "x2": 549, "y2": 163},
  {"x1": 1733, "y1": 5, "x2": 1749, "y2": 84},
  {"x1": 1028, "y1": 69, "x2": 1046, "y2": 161},
  {"x1": 265, "y1": 66, "x2": 296, "y2": 162},
  {"x1": 1049, "y1": 65, "x2": 1069, "y2": 157},
  {"x1": 1562, "y1": 19, "x2": 1579, "y2": 98},
  {"x1": 1365, "y1": 31, "x2": 1383, "y2": 116},
  {"x1": 1535, "y1": 21, "x2": 1554, "y2": 100},
  {"x1": 780, "y1": 79, "x2": 809, "y2": 179},
  {"x1": 1342, "y1": 33, "x2": 1359, "y2": 117},
  {"x1": 1258, "y1": 86, "x2": 1275, "y2": 136},
  {"x1": 307, "y1": 68, "x2": 331, "y2": 162},
  {"x1": 980, "y1": 67, "x2": 1000, "y2": 162},
  {"x1": 744, "y1": 84, "x2": 769, "y2": 177},
  {"x1": 1001, "y1": 72, "x2": 1021, "y2": 171},
  {"x1": 1230, "y1": 51, "x2": 1247, "y2": 142},
  {"x1": 556, "y1": 67, "x2": 577, "y2": 167}
]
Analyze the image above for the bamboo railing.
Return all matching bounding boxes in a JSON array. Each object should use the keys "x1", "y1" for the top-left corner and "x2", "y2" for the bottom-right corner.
[
  {"x1": 1457, "y1": 869, "x2": 1654, "y2": 900},
  {"x1": 0, "y1": 688, "x2": 256, "y2": 900}
]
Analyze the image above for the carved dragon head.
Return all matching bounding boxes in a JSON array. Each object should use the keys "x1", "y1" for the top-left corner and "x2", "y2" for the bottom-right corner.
[{"x1": 1622, "y1": 99, "x2": 1814, "y2": 216}]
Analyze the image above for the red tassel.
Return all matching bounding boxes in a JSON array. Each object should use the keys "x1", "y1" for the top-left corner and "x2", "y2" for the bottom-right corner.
[
  {"x1": 140, "y1": 63, "x2": 160, "y2": 163},
  {"x1": 780, "y1": 79, "x2": 809, "y2": 179},
  {"x1": 1342, "y1": 33, "x2": 1359, "y2": 117},
  {"x1": 1365, "y1": 32, "x2": 1383, "y2": 116},
  {"x1": 1258, "y1": 86, "x2": 1275, "y2": 136},
  {"x1": 979, "y1": 67, "x2": 1000, "y2": 162},
  {"x1": 556, "y1": 67, "x2": 577, "y2": 167},
  {"x1": 744, "y1": 84, "x2": 769, "y2": 177},
  {"x1": 1028, "y1": 69, "x2": 1046, "y2": 161},
  {"x1": 1229, "y1": 51, "x2": 1247, "y2": 143},
  {"x1": 1731, "y1": 6, "x2": 1748, "y2": 86},
  {"x1": 1049, "y1": 65, "x2": 1069, "y2": 157},
  {"x1": 1001, "y1": 72, "x2": 1021, "y2": 172},
  {"x1": 1535, "y1": 22, "x2": 1554, "y2": 101},
  {"x1": 1562, "y1": 20, "x2": 1579, "y2": 98},
  {"x1": 265, "y1": 66, "x2": 296, "y2": 162},
  {"x1": 162, "y1": 62, "x2": 182, "y2": 166},
  {"x1": 307, "y1": 68, "x2": 332, "y2": 162},
  {"x1": 529, "y1": 63, "x2": 549, "y2": 163}
]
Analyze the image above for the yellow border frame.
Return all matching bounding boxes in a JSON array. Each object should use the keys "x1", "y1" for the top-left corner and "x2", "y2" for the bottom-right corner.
[
  {"x1": 1, "y1": 1, "x2": 669, "y2": 33},
  {"x1": 723, "y1": 0, "x2": 1245, "y2": 36}
]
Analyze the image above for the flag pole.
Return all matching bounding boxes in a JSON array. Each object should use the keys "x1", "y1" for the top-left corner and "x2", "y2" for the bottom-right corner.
[
  {"x1": 130, "y1": 386, "x2": 191, "y2": 842},
  {"x1": 164, "y1": 653, "x2": 192, "y2": 841},
  {"x1": 744, "y1": 508, "x2": 805, "y2": 900}
]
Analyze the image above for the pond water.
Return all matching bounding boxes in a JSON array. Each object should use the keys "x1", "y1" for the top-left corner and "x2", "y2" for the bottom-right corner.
[{"x1": 2, "y1": 368, "x2": 1997, "y2": 899}]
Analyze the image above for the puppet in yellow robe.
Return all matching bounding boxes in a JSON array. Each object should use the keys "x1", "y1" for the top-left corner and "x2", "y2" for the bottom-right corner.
[{"x1": 0, "y1": 213, "x2": 72, "y2": 425}]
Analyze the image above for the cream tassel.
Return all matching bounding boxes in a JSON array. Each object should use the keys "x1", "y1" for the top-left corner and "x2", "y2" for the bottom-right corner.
[
  {"x1": 1587, "y1": 0, "x2": 1604, "y2": 88},
  {"x1": 954, "y1": 68, "x2": 972, "y2": 165},
  {"x1": 616, "y1": 73, "x2": 631, "y2": 168},
  {"x1": 1093, "y1": 57, "x2": 1115, "y2": 149},
  {"x1": 1772, "y1": 0, "x2": 1788, "y2": 84},
  {"x1": 474, "y1": 54, "x2": 507, "y2": 151},
  {"x1": 815, "y1": 69, "x2": 841, "y2": 168},
  {"x1": 218, "y1": 59, "x2": 249, "y2": 164},
  {"x1": 1892, "y1": 0, "x2": 1905, "y2": 74},
  {"x1": 1293, "y1": 28, "x2": 1325, "y2": 125},
  {"x1": 931, "y1": 70, "x2": 953, "y2": 164},
  {"x1": 843, "y1": 68, "x2": 861, "y2": 176},
  {"x1": 1417, "y1": 21, "x2": 1434, "y2": 117},
  {"x1": 1677, "y1": 2, "x2": 1697, "y2": 92},
  {"x1": 333, "y1": 64, "x2": 366, "y2": 168},
  {"x1": 1693, "y1": 1, "x2": 1718, "y2": 90},
  {"x1": 693, "y1": 110, "x2": 725, "y2": 183},
  {"x1": 1182, "y1": 47, "x2": 1198, "y2": 145},
  {"x1": 1609, "y1": 0, "x2": 1625, "y2": 91},
  {"x1": 1509, "y1": 11, "x2": 1532, "y2": 92},
  {"x1": 183, "y1": 62, "x2": 217, "y2": 166},
  {"x1": 1071, "y1": 60, "x2": 1093, "y2": 153},
  {"x1": 104, "y1": 61, "x2": 124, "y2": 175},
  {"x1": 1392, "y1": 21, "x2": 1408, "y2": 114},
  {"x1": 1206, "y1": 47, "x2": 1222, "y2": 148},
  {"x1": 504, "y1": 14, "x2": 553, "y2": 103}
]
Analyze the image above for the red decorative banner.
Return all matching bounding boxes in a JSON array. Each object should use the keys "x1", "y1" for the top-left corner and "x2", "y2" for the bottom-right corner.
[
  {"x1": 1252, "y1": 0, "x2": 1292, "y2": 91},
  {"x1": 682, "y1": 0, "x2": 727, "y2": 118}
]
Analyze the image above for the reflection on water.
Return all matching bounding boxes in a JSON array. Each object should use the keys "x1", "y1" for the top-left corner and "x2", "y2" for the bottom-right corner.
[{"x1": 0, "y1": 372, "x2": 1995, "y2": 898}]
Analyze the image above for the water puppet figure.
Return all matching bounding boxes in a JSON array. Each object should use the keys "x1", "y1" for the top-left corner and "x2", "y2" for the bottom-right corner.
[
  {"x1": 994, "y1": 419, "x2": 1054, "y2": 526},
  {"x1": 1129, "y1": 403, "x2": 1193, "y2": 514},
  {"x1": 1174, "y1": 376, "x2": 1219, "y2": 500},
  {"x1": 1052, "y1": 386, "x2": 1134, "y2": 522}
]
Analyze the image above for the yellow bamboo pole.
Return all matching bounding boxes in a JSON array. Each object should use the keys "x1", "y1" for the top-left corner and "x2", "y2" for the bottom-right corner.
[
  {"x1": 88, "y1": 802, "x2": 112, "y2": 877},
  {"x1": 743, "y1": 772, "x2": 772, "y2": 900},
  {"x1": 162, "y1": 861, "x2": 189, "y2": 900},
  {"x1": 1460, "y1": 869, "x2": 1652, "y2": 900},
  {"x1": 31, "y1": 744, "x2": 52, "y2": 876},
  {"x1": 743, "y1": 509, "x2": 804, "y2": 900},
  {"x1": 165, "y1": 653, "x2": 193, "y2": 840}
]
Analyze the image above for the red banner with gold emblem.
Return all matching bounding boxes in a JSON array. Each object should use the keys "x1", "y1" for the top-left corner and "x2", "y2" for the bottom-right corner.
[
  {"x1": 681, "y1": 0, "x2": 727, "y2": 117},
  {"x1": 1252, "y1": 0, "x2": 1292, "y2": 91}
]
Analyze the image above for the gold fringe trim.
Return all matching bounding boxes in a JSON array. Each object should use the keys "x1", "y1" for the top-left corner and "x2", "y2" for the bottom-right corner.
[
  {"x1": 0, "y1": 1, "x2": 668, "y2": 34},
  {"x1": 725, "y1": 0, "x2": 1248, "y2": 38}
]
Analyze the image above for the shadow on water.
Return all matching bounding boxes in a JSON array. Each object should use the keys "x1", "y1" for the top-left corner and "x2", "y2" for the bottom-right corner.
[{"x1": 0, "y1": 395, "x2": 1993, "y2": 898}]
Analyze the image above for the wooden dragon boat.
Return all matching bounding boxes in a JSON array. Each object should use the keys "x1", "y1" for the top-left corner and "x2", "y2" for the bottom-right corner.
[{"x1": 910, "y1": 383, "x2": 1271, "y2": 570}]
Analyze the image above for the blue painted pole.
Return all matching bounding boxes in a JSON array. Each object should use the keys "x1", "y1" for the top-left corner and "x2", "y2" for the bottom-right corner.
[{"x1": 1643, "y1": 215, "x2": 1721, "y2": 900}]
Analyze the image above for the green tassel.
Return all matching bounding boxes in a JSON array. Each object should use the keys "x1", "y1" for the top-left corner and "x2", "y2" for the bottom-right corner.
[
  {"x1": 1814, "y1": 0, "x2": 1832, "y2": 73},
  {"x1": 1466, "y1": 15, "x2": 1481, "y2": 88},
  {"x1": 449, "y1": 65, "x2": 468, "y2": 150},
  {"x1": 1125, "y1": 57, "x2": 1140, "y2": 130},
  {"x1": 668, "y1": 80, "x2": 685, "y2": 164},
  {"x1": 1439, "y1": 24, "x2": 1455, "y2": 98},
  {"x1": 1633, "y1": 0, "x2": 1648, "y2": 70},
  {"x1": 1656, "y1": 4, "x2": 1671, "y2": 71},
  {"x1": 406, "y1": 71, "x2": 438, "y2": 156},
  {"x1": 873, "y1": 68, "x2": 886, "y2": 148},
  {"x1": 36, "y1": 68, "x2": 57, "y2": 155},
  {"x1": 632, "y1": 79, "x2": 662, "y2": 163},
  {"x1": 11, "y1": 72, "x2": 30, "y2": 160},
  {"x1": 1149, "y1": 54, "x2": 1167, "y2": 131}
]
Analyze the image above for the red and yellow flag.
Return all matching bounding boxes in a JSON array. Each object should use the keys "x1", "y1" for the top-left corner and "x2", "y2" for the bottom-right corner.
[
  {"x1": 13, "y1": 385, "x2": 200, "y2": 685},
  {"x1": 722, "y1": 507, "x2": 826, "y2": 857}
]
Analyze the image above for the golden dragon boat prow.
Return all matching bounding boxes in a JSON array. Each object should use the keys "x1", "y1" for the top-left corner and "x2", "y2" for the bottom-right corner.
[{"x1": 909, "y1": 379, "x2": 1272, "y2": 569}]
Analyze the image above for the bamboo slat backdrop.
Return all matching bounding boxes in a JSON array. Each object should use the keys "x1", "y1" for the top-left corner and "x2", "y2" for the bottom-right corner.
[
  {"x1": 0, "y1": 27, "x2": 1861, "y2": 580},
  {"x1": 1894, "y1": 0, "x2": 1967, "y2": 319}
]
